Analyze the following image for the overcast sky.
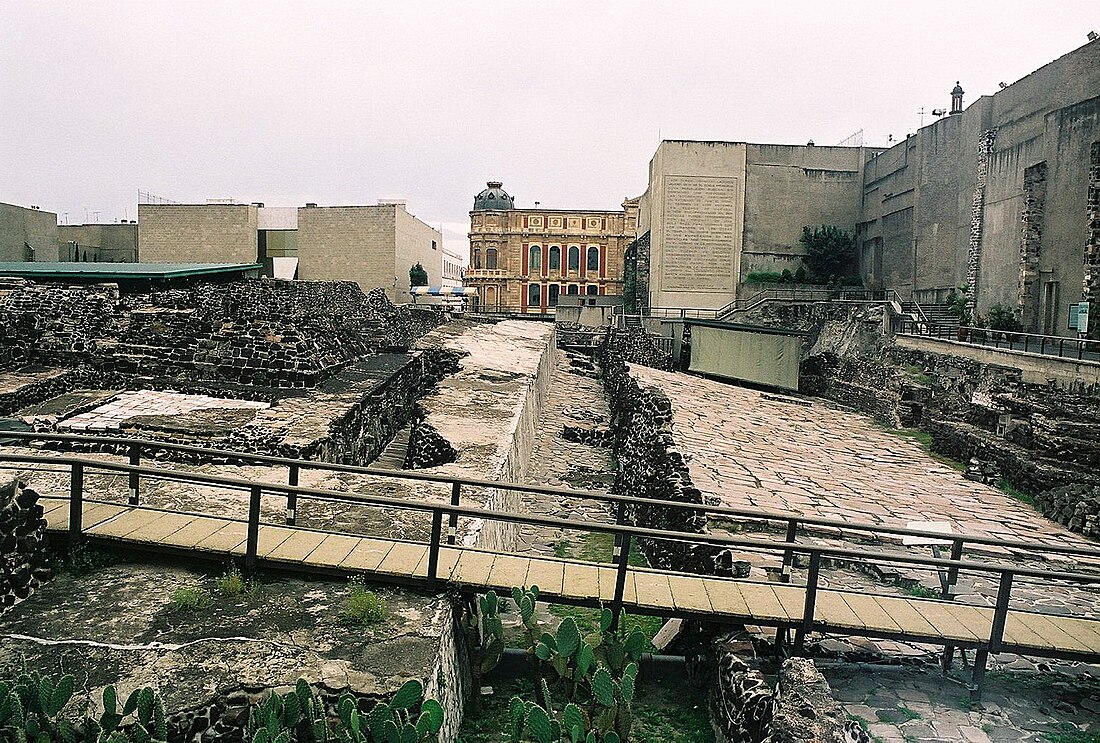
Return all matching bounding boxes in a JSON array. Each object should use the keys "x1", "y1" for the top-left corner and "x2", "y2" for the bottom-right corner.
[{"x1": 2, "y1": 1, "x2": 1097, "y2": 258}]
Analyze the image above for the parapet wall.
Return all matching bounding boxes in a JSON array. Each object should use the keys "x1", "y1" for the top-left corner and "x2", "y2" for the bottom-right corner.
[{"x1": 413, "y1": 320, "x2": 556, "y2": 553}]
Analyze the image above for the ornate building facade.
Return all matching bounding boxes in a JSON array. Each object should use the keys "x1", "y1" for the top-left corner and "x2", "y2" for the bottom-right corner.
[{"x1": 465, "y1": 181, "x2": 638, "y2": 313}]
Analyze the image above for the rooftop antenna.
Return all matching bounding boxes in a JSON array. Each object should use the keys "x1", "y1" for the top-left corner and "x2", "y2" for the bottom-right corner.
[{"x1": 918, "y1": 107, "x2": 925, "y2": 128}]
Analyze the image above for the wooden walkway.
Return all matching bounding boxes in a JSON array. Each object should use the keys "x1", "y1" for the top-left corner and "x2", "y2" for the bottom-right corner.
[{"x1": 40, "y1": 497, "x2": 1100, "y2": 661}]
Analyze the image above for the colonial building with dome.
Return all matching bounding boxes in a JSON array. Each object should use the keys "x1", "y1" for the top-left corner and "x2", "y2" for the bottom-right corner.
[{"x1": 465, "y1": 181, "x2": 638, "y2": 313}]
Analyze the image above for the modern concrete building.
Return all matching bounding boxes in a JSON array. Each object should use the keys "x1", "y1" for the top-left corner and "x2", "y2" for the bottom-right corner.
[
  {"x1": 138, "y1": 203, "x2": 259, "y2": 265},
  {"x1": 465, "y1": 182, "x2": 638, "y2": 313},
  {"x1": 631, "y1": 38, "x2": 1100, "y2": 336},
  {"x1": 0, "y1": 202, "x2": 58, "y2": 262},
  {"x1": 138, "y1": 200, "x2": 443, "y2": 302},
  {"x1": 857, "y1": 38, "x2": 1100, "y2": 335},
  {"x1": 296, "y1": 202, "x2": 442, "y2": 303},
  {"x1": 634, "y1": 141, "x2": 878, "y2": 311},
  {"x1": 59, "y1": 222, "x2": 138, "y2": 263}
]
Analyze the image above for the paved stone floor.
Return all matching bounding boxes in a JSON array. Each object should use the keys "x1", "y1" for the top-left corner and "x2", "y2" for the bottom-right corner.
[
  {"x1": 822, "y1": 663, "x2": 1100, "y2": 742},
  {"x1": 513, "y1": 347, "x2": 618, "y2": 560},
  {"x1": 56, "y1": 390, "x2": 269, "y2": 432}
]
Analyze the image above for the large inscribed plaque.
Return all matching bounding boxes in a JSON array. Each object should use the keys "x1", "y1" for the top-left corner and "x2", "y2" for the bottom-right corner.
[{"x1": 661, "y1": 176, "x2": 739, "y2": 292}]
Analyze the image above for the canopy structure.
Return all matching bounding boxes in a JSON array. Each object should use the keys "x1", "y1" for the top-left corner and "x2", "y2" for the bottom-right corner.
[{"x1": 410, "y1": 286, "x2": 478, "y2": 296}]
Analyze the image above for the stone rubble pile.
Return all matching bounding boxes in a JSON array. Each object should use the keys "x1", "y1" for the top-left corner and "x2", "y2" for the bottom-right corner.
[
  {"x1": 1035, "y1": 483, "x2": 1100, "y2": 538},
  {"x1": 0, "y1": 479, "x2": 51, "y2": 613},
  {"x1": 711, "y1": 646, "x2": 870, "y2": 743}
]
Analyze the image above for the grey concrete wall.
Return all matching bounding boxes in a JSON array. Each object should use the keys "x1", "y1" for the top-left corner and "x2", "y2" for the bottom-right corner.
[
  {"x1": 297, "y1": 206, "x2": 397, "y2": 299},
  {"x1": 688, "y1": 325, "x2": 801, "y2": 390},
  {"x1": 896, "y1": 334, "x2": 1100, "y2": 387},
  {"x1": 138, "y1": 204, "x2": 258, "y2": 264},
  {"x1": 58, "y1": 223, "x2": 138, "y2": 262},
  {"x1": 0, "y1": 203, "x2": 59, "y2": 262},
  {"x1": 742, "y1": 144, "x2": 868, "y2": 277},
  {"x1": 642, "y1": 141, "x2": 747, "y2": 310}
]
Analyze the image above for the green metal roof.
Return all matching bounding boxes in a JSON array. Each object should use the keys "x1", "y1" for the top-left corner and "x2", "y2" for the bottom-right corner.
[{"x1": 0, "y1": 262, "x2": 262, "y2": 280}]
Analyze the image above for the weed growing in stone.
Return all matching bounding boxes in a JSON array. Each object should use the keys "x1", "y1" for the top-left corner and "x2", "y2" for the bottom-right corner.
[
  {"x1": 902, "y1": 583, "x2": 940, "y2": 600},
  {"x1": 216, "y1": 565, "x2": 260, "y2": 599},
  {"x1": 52, "y1": 543, "x2": 119, "y2": 575},
  {"x1": 171, "y1": 586, "x2": 213, "y2": 612},
  {"x1": 1042, "y1": 723, "x2": 1100, "y2": 743},
  {"x1": 343, "y1": 576, "x2": 388, "y2": 625},
  {"x1": 997, "y1": 478, "x2": 1036, "y2": 507}
]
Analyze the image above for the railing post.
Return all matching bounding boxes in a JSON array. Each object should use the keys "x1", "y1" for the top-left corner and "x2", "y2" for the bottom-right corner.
[
  {"x1": 612, "y1": 500, "x2": 627, "y2": 564},
  {"x1": 68, "y1": 462, "x2": 84, "y2": 541},
  {"x1": 427, "y1": 508, "x2": 444, "y2": 588},
  {"x1": 988, "y1": 570, "x2": 1013, "y2": 654},
  {"x1": 1023, "y1": 334, "x2": 1029, "y2": 354},
  {"x1": 611, "y1": 531, "x2": 632, "y2": 632},
  {"x1": 793, "y1": 551, "x2": 821, "y2": 653},
  {"x1": 945, "y1": 538, "x2": 964, "y2": 596},
  {"x1": 1041, "y1": 337, "x2": 1046, "y2": 356},
  {"x1": 447, "y1": 482, "x2": 461, "y2": 545},
  {"x1": 1078, "y1": 340, "x2": 1084, "y2": 361},
  {"x1": 127, "y1": 444, "x2": 140, "y2": 506},
  {"x1": 246, "y1": 485, "x2": 261, "y2": 568},
  {"x1": 780, "y1": 518, "x2": 798, "y2": 583},
  {"x1": 286, "y1": 463, "x2": 299, "y2": 525}
]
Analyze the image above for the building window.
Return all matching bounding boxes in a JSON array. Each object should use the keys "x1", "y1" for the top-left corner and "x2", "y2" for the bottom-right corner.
[
  {"x1": 528, "y1": 283, "x2": 541, "y2": 307},
  {"x1": 568, "y1": 246, "x2": 580, "y2": 271},
  {"x1": 567, "y1": 284, "x2": 579, "y2": 295},
  {"x1": 529, "y1": 245, "x2": 542, "y2": 274},
  {"x1": 431, "y1": 240, "x2": 437, "y2": 251},
  {"x1": 549, "y1": 246, "x2": 561, "y2": 272},
  {"x1": 586, "y1": 284, "x2": 599, "y2": 296},
  {"x1": 474, "y1": 249, "x2": 481, "y2": 269},
  {"x1": 587, "y1": 246, "x2": 599, "y2": 272},
  {"x1": 486, "y1": 248, "x2": 498, "y2": 270},
  {"x1": 548, "y1": 284, "x2": 560, "y2": 306}
]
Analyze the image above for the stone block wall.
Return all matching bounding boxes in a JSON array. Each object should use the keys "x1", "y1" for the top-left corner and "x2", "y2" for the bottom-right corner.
[
  {"x1": 0, "y1": 278, "x2": 442, "y2": 389},
  {"x1": 1084, "y1": 140, "x2": 1100, "y2": 338},
  {"x1": 596, "y1": 334, "x2": 721, "y2": 575},
  {"x1": 0, "y1": 480, "x2": 51, "y2": 615},
  {"x1": 138, "y1": 204, "x2": 258, "y2": 264},
  {"x1": 1017, "y1": 161, "x2": 1048, "y2": 331}
]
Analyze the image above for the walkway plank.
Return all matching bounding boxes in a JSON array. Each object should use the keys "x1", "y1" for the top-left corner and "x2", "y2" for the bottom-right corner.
[
  {"x1": 304, "y1": 534, "x2": 360, "y2": 568},
  {"x1": 839, "y1": 593, "x2": 904, "y2": 633},
  {"x1": 665, "y1": 574, "x2": 713, "y2": 613},
  {"x1": 267, "y1": 530, "x2": 327, "y2": 562},
  {"x1": 632, "y1": 571, "x2": 674, "y2": 611},
  {"x1": 524, "y1": 558, "x2": 565, "y2": 596},
  {"x1": 452, "y1": 550, "x2": 496, "y2": 587},
  {"x1": 36, "y1": 513, "x2": 1100, "y2": 663},
  {"x1": 739, "y1": 582, "x2": 790, "y2": 622},
  {"x1": 812, "y1": 590, "x2": 865, "y2": 630},
  {"x1": 195, "y1": 521, "x2": 247, "y2": 554}
]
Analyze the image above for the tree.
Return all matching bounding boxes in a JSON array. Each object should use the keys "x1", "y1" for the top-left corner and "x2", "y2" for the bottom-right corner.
[
  {"x1": 410, "y1": 262, "x2": 428, "y2": 287},
  {"x1": 799, "y1": 225, "x2": 855, "y2": 283}
]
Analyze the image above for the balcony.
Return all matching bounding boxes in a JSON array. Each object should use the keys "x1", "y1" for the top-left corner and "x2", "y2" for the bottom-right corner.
[{"x1": 464, "y1": 268, "x2": 507, "y2": 279}]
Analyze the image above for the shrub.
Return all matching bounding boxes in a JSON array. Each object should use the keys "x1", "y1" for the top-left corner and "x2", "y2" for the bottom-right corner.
[
  {"x1": 794, "y1": 265, "x2": 807, "y2": 283},
  {"x1": 410, "y1": 262, "x2": 429, "y2": 287},
  {"x1": 799, "y1": 225, "x2": 855, "y2": 282},
  {"x1": 343, "y1": 577, "x2": 388, "y2": 625},
  {"x1": 987, "y1": 304, "x2": 1023, "y2": 332}
]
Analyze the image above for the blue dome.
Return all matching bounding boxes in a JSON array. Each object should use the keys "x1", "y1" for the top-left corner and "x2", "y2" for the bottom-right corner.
[{"x1": 473, "y1": 181, "x2": 515, "y2": 211}]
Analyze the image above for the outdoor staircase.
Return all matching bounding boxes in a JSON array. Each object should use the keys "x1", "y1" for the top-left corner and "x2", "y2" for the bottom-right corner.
[
  {"x1": 900, "y1": 301, "x2": 959, "y2": 335},
  {"x1": 372, "y1": 425, "x2": 412, "y2": 470}
]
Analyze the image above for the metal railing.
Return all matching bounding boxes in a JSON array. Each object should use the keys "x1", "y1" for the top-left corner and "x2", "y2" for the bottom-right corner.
[
  {"x1": 895, "y1": 320, "x2": 1100, "y2": 361},
  {"x1": 4, "y1": 443, "x2": 1100, "y2": 698},
  {"x1": 637, "y1": 289, "x2": 903, "y2": 322}
]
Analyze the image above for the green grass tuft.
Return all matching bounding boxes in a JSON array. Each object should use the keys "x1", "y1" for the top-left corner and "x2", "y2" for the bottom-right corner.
[
  {"x1": 215, "y1": 565, "x2": 260, "y2": 599},
  {"x1": 171, "y1": 586, "x2": 213, "y2": 612},
  {"x1": 342, "y1": 577, "x2": 388, "y2": 625}
]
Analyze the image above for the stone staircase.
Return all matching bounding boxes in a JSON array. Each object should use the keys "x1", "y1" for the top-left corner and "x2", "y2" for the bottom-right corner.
[{"x1": 372, "y1": 424, "x2": 412, "y2": 470}]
